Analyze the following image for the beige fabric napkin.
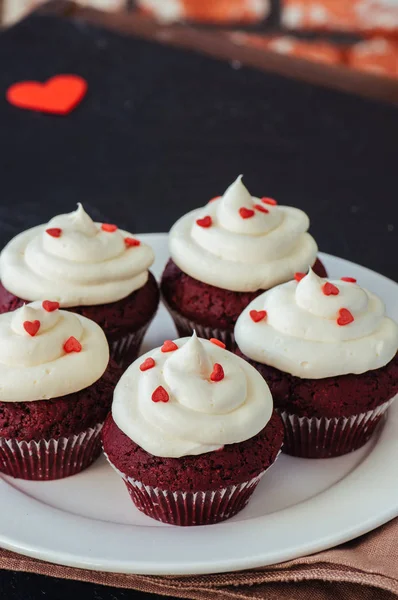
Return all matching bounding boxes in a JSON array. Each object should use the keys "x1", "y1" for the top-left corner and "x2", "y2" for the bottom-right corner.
[{"x1": 1, "y1": 518, "x2": 398, "y2": 599}]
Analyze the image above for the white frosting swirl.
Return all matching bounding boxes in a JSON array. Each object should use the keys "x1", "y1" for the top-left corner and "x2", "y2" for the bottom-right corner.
[
  {"x1": 0, "y1": 204, "x2": 155, "y2": 306},
  {"x1": 0, "y1": 301, "x2": 109, "y2": 402},
  {"x1": 112, "y1": 333, "x2": 273, "y2": 457},
  {"x1": 235, "y1": 269, "x2": 398, "y2": 378},
  {"x1": 169, "y1": 176, "x2": 318, "y2": 292}
]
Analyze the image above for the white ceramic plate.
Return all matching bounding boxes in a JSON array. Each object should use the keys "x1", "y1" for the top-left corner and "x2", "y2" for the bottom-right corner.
[{"x1": 1, "y1": 233, "x2": 397, "y2": 575}]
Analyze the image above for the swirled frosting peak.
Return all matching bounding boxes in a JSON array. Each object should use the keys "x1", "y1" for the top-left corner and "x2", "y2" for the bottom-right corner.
[
  {"x1": 112, "y1": 332, "x2": 273, "y2": 457},
  {"x1": 235, "y1": 269, "x2": 398, "y2": 378},
  {"x1": 0, "y1": 301, "x2": 109, "y2": 402},
  {"x1": 168, "y1": 175, "x2": 318, "y2": 292},
  {"x1": 0, "y1": 204, "x2": 155, "y2": 306}
]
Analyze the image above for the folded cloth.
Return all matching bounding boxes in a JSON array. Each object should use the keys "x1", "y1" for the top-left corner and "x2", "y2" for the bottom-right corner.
[{"x1": 1, "y1": 518, "x2": 398, "y2": 599}]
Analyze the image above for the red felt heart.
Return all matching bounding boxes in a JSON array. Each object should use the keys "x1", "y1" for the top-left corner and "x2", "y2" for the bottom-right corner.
[
  {"x1": 210, "y1": 363, "x2": 224, "y2": 382},
  {"x1": 294, "y1": 272, "x2": 306, "y2": 282},
  {"x1": 23, "y1": 320, "x2": 40, "y2": 337},
  {"x1": 161, "y1": 340, "x2": 178, "y2": 353},
  {"x1": 63, "y1": 336, "x2": 82, "y2": 353},
  {"x1": 6, "y1": 75, "x2": 87, "y2": 115},
  {"x1": 42, "y1": 300, "x2": 60, "y2": 312},
  {"x1": 337, "y1": 308, "x2": 354, "y2": 326},
  {"x1": 152, "y1": 386, "x2": 169, "y2": 403},
  {"x1": 250, "y1": 310, "x2": 267, "y2": 323}
]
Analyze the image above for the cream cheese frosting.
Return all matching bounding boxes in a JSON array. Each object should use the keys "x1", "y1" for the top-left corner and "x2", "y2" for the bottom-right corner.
[
  {"x1": 235, "y1": 269, "x2": 398, "y2": 379},
  {"x1": 0, "y1": 204, "x2": 155, "y2": 306},
  {"x1": 112, "y1": 333, "x2": 273, "y2": 458},
  {"x1": 0, "y1": 301, "x2": 109, "y2": 402},
  {"x1": 168, "y1": 175, "x2": 318, "y2": 292}
]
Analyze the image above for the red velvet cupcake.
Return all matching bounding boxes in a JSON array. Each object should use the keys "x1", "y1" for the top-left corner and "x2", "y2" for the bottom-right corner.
[
  {"x1": 0, "y1": 301, "x2": 117, "y2": 480},
  {"x1": 161, "y1": 176, "x2": 326, "y2": 349},
  {"x1": 102, "y1": 333, "x2": 284, "y2": 526},
  {"x1": 235, "y1": 269, "x2": 398, "y2": 458},
  {"x1": 0, "y1": 204, "x2": 159, "y2": 369}
]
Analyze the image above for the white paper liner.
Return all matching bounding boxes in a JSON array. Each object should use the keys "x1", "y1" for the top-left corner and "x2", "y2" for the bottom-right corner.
[
  {"x1": 162, "y1": 297, "x2": 235, "y2": 350},
  {"x1": 104, "y1": 448, "x2": 282, "y2": 526},
  {"x1": 109, "y1": 321, "x2": 150, "y2": 369},
  {"x1": 278, "y1": 397, "x2": 395, "y2": 458},
  {"x1": 0, "y1": 422, "x2": 103, "y2": 480}
]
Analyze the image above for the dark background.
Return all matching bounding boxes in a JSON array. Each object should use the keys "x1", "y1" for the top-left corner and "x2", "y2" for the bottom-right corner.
[{"x1": 0, "y1": 11, "x2": 397, "y2": 600}]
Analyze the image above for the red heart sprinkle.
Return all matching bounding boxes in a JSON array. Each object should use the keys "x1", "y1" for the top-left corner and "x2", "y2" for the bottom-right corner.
[
  {"x1": 46, "y1": 228, "x2": 62, "y2": 238},
  {"x1": 210, "y1": 338, "x2": 226, "y2": 349},
  {"x1": 161, "y1": 340, "x2": 178, "y2": 353},
  {"x1": 337, "y1": 308, "x2": 354, "y2": 326},
  {"x1": 208, "y1": 196, "x2": 221, "y2": 203},
  {"x1": 196, "y1": 216, "x2": 212, "y2": 228},
  {"x1": 322, "y1": 282, "x2": 340, "y2": 296},
  {"x1": 250, "y1": 309, "x2": 267, "y2": 323},
  {"x1": 239, "y1": 207, "x2": 255, "y2": 219},
  {"x1": 261, "y1": 197, "x2": 277, "y2": 206},
  {"x1": 210, "y1": 363, "x2": 224, "y2": 382},
  {"x1": 63, "y1": 336, "x2": 82, "y2": 353},
  {"x1": 152, "y1": 386, "x2": 169, "y2": 403},
  {"x1": 101, "y1": 223, "x2": 118, "y2": 232},
  {"x1": 125, "y1": 237, "x2": 141, "y2": 247},
  {"x1": 42, "y1": 300, "x2": 60, "y2": 312},
  {"x1": 254, "y1": 204, "x2": 269, "y2": 214},
  {"x1": 6, "y1": 75, "x2": 87, "y2": 115},
  {"x1": 140, "y1": 357, "x2": 155, "y2": 371},
  {"x1": 23, "y1": 320, "x2": 40, "y2": 337},
  {"x1": 341, "y1": 277, "x2": 357, "y2": 283},
  {"x1": 294, "y1": 272, "x2": 306, "y2": 282}
]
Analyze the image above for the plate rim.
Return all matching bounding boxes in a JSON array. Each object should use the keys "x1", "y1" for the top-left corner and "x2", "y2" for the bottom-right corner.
[{"x1": 1, "y1": 234, "x2": 397, "y2": 576}]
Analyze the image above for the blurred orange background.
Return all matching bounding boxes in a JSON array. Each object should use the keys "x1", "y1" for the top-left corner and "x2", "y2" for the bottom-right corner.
[{"x1": 4, "y1": 0, "x2": 398, "y2": 79}]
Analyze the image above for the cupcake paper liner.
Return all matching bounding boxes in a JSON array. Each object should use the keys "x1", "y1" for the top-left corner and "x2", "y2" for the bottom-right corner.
[
  {"x1": 162, "y1": 299, "x2": 235, "y2": 351},
  {"x1": 278, "y1": 397, "x2": 395, "y2": 459},
  {"x1": 109, "y1": 322, "x2": 151, "y2": 370},
  {"x1": 104, "y1": 452, "x2": 271, "y2": 526},
  {"x1": 0, "y1": 422, "x2": 103, "y2": 480}
]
